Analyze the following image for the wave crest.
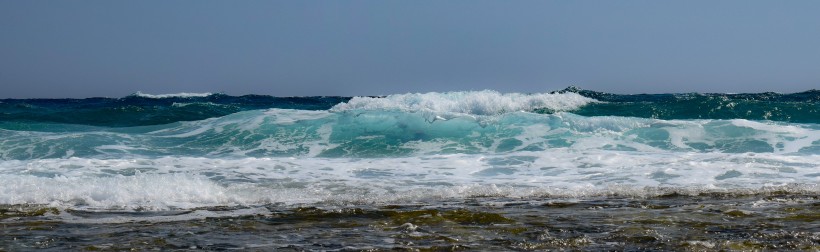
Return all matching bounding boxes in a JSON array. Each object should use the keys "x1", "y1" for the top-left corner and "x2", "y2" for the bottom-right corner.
[
  {"x1": 330, "y1": 90, "x2": 596, "y2": 116},
  {"x1": 130, "y1": 91, "x2": 215, "y2": 99}
]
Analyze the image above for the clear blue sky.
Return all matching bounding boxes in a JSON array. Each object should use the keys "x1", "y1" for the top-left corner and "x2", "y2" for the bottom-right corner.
[{"x1": 1, "y1": 0, "x2": 818, "y2": 98}]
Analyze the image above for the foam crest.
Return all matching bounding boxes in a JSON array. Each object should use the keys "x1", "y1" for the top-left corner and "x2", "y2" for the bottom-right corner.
[
  {"x1": 330, "y1": 90, "x2": 596, "y2": 116},
  {"x1": 132, "y1": 91, "x2": 214, "y2": 99}
]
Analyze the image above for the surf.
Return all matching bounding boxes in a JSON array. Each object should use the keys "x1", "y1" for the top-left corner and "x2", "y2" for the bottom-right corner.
[{"x1": 0, "y1": 88, "x2": 817, "y2": 212}]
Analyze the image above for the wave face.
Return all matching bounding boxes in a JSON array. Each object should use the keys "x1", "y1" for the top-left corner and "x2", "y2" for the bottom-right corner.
[{"x1": 0, "y1": 89, "x2": 818, "y2": 210}]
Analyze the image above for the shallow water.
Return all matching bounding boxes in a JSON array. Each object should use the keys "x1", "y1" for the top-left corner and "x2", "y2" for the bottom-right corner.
[{"x1": 2, "y1": 193, "x2": 818, "y2": 251}]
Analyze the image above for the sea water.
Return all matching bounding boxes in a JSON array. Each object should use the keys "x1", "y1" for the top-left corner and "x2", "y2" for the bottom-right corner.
[{"x1": 1, "y1": 88, "x2": 818, "y2": 250}]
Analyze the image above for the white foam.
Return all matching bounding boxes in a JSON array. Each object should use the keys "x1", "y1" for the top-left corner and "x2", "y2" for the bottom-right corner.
[
  {"x1": 58, "y1": 208, "x2": 271, "y2": 224},
  {"x1": 132, "y1": 91, "x2": 214, "y2": 99},
  {"x1": 729, "y1": 119, "x2": 820, "y2": 153},
  {"x1": 330, "y1": 90, "x2": 597, "y2": 116},
  {"x1": 170, "y1": 102, "x2": 231, "y2": 108},
  {"x1": 0, "y1": 173, "x2": 238, "y2": 209},
  {"x1": 1, "y1": 149, "x2": 817, "y2": 210},
  {"x1": 263, "y1": 109, "x2": 332, "y2": 125}
]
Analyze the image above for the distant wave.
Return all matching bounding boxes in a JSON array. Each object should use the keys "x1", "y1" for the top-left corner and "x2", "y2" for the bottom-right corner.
[
  {"x1": 1, "y1": 88, "x2": 818, "y2": 128},
  {"x1": 0, "y1": 95, "x2": 348, "y2": 127},
  {"x1": 561, "y1": 87, "x2": 820, "y2": 123},
  {"x1": 130, "y1": 91, "x2": 215, "y2": 99}
]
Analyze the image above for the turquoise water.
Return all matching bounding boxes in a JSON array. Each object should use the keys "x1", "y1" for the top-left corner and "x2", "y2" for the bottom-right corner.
[{"x1": 1, "y1": 88, "x2": 818, "y2": 250}]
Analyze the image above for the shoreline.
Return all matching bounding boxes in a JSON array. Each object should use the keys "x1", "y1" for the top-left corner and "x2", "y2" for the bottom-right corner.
[{"x1": 3, "y1": 194, "x2": 818, "y2": 250}]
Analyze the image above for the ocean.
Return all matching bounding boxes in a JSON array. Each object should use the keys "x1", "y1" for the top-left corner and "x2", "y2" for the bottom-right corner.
[{"x1": 1, "y1": 87, "x2": 818, "y2": 250}]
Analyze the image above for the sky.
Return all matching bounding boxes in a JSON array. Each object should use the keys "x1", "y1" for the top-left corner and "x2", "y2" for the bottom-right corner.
[{"x1": 1, "y1": 1, "x2": 819, "y2": 98}]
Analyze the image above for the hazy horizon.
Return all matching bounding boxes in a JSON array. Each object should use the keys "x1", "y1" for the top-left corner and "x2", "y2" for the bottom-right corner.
[
  {"x1": 2, "y1": 1, "x2": 819, "y2": 98},
  {"x1": 3, "y1": 86, "x2": 820, "y2": 100}
]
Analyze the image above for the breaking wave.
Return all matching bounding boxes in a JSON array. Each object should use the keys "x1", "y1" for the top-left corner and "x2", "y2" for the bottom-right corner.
[{"x1": 1, "y1": 89, "x2": 817, "y2": 211}]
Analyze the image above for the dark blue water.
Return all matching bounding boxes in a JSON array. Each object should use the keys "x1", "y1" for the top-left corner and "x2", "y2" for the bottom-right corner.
[
  {"x1": 0, "y1": 93, "x2": 349, "y2": 127},
  {"x1": 2, "y1": 88, "x2": 817, "y2": 127}
]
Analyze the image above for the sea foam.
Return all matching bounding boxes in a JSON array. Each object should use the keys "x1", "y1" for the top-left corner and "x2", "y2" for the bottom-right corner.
[
  {"x1": 132, "y1": 91, "x2": 214, "y2": 99},
  {"x1": 331, "y1": 90, "x2": 597, "y2": 116},
  {"x1": 1, "y1": 149, "x2": 817, "y2": 210}
]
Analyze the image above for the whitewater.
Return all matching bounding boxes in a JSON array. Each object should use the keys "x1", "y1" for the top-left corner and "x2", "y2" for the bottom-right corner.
[{"x1": 2, "y1": 88, "x2": 818, "y2": 250}]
